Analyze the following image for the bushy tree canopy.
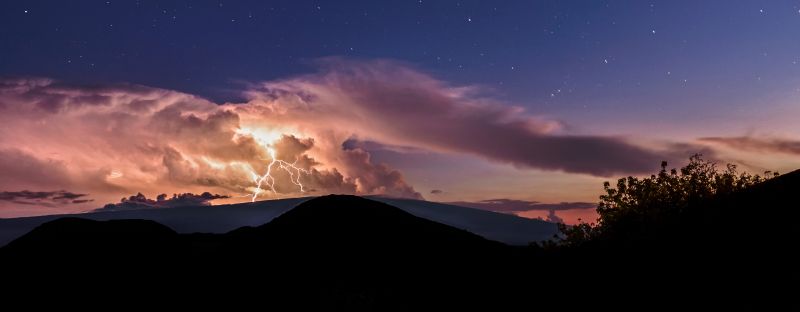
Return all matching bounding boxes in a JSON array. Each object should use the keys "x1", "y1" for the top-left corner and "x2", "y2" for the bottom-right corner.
[{"x1": 558, "y1": 154, "x2": 778, "y2": 247}]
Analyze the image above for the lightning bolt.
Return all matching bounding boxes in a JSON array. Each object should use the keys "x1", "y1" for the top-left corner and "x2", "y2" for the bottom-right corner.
[{"x1": 250, "y1": 148, "x2": 310, "y2": 202}]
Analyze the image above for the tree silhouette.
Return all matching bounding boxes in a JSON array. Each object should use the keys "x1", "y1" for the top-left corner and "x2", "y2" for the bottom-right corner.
[{"x1": 557, "y1": 154, "x2": 778, "y2": 248}]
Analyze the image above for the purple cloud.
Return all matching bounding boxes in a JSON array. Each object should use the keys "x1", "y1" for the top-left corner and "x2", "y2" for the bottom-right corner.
[
  {"x1": 0, "y1": 190, "x2": 92, "y2": 207},
  {"x1": 447, "y1": 198, "x2": 596, "y2": 213},
  {"x1": 248, "y1": 59, "x2": 708, "y2": 176},
  {"x1": 95, "y1": 192, "x2": 229, "y2": 212},
  {"x1": 700, "y1": 136, "x2": 800, "y2": 155}
]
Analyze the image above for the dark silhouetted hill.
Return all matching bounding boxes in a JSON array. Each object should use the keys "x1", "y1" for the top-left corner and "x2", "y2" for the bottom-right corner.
[
  {"x1": 1, "y1": 217, "x2": 179, "y2": 260},
  {"x1": 1, "y1": 177, "x2": 798, "y2": 309},
  {"x1": 370, "y1": 196, "x2": 558, "y2": 244},
  {"x1": 0, "y1": 195, "x2": 557, "y2": 246},
  {"x1": 226, "y1": 195, "x2": 503, "y2": 251},
  {"x1": 0, "y1": 195, "x2": 524, "y2": 310},
  {"x1": 547, "y1": 167, "x2": 800, "y2": 309}
]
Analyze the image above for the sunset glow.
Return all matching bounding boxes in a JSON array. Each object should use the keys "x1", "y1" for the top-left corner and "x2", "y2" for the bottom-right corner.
[{"x1": 1, "y1": 1, "x2": 799, "y2": 223}]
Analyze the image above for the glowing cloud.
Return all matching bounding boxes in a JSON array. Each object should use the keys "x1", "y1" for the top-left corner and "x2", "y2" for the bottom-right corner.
[
  {"x1": 237, "y1": 59, "x2": 700, "y2": 176},
  {"x1": 0, "y1": 77, "x2": 419, "y2": 215},
  {"x1": 0, "y1": 59, "x2": 704, "y2": 216}
]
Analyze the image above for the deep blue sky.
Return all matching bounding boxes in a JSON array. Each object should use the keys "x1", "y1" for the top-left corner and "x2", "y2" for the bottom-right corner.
[
  {"x1": 2, "y1": 0, "x2": 800, "y2": 134},
  {"x1": 2, "y1": 1, "x2": 800, "y2": 220}
]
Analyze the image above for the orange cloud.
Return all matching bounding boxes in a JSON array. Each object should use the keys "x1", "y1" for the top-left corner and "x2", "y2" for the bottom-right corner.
[
  {"x1": 0, "y1": 60, "x2": 708, "y2": 216},
  {"x1": 0, "y1": 77, "x2": 420, "y2": 215},
  {"x1": 236, "y1": 59, "x2": 706, "y2": 176}
]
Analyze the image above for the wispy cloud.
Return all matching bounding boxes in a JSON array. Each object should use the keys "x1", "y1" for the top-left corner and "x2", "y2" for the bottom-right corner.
[
  {"x1": 94, "y1": 192, "x2": 227, "y2": 212},
  {"x1": 0, "y1": 59, "x2": 713, "y2": 216},
  {"x1": 0, "y1": 190, "x2": 92, "y2": 207},
  {"x1": 243, "y1": 58, "x2": 703, "y2": 177},
  {"x1": 447, "y1": 198, "x2": 596, "y2": 213},
  {"x1": 700, "y1": 136, "x2": 800, "y2": 155}
]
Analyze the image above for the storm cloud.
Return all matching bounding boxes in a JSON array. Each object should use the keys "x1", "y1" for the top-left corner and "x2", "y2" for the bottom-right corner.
[
  {"x1": 0, "y1": 75, "x2": 422, "y2": 214},
  {"x1": 0, "y1": 59, "x2": 709, "y2": 216},
  {"x1": 241, "y1": 59, "x2": 699, "y2": 176}
]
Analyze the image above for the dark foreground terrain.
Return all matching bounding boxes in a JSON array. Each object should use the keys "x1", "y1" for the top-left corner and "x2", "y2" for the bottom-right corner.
[
  {"x1": 2, "y1": 169, "x2": 799, "y2": 309},
  {"x1": 0, "y1": 195, "x2": 558, "y2": 246}
]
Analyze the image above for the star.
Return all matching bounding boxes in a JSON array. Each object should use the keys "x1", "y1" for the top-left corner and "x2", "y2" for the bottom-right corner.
[{"x1": 24, "y1": 10, "x2": 28, "y2": 13}]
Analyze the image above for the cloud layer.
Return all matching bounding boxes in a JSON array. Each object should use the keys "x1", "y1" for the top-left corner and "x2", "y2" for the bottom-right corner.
[
  {"x1": 0, "y1": 59, "x2": 705, "y2": 216},
  {"x1": 0, "y1": 72, "x2": 424, "y2": 213},
  {"x1": 448, "y1": 198, "x2": 597, "y2": 224},
  {"x1": 0, "y1": 190, "x2": 92, "y2": 207},
  {"x1": 700, "y1": 136, "x2": 800, "y2": 156},
  {"x1": 240, "y1": 59, "x2": 696, "y2": 177},
  {"x1": 447, "y1": 199, "x2": 596, "y2": 213},
  {"x1": 94, "y1": 192, "x2": 228, "y2": 212}
]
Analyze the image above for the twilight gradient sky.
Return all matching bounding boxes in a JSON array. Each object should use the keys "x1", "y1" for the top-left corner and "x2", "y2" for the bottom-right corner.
[{"x1": 1, "y1": 0, "x2": 799, "y2": 222}]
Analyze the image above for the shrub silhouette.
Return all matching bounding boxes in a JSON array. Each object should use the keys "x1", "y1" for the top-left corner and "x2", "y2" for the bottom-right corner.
[{"x1": 558, "y1": 154, "x2": 778, "y2": 248}]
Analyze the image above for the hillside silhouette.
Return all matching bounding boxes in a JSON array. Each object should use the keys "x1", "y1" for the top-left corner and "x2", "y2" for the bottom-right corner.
[
  {"x1": 543, "y1": 157, "x2": 800, "y2": 309},
  {"x1": 2, "y1": 218, "x2": 178, "y2": 259},
  {"x1": 1, "y1": 195, "x2": 521, "y2": 310},
  {"x1": 224, "y1": 195, "x2": 505, "y2": 253},
  {"x1": 0, "y1": 195, "x2": 556, "y2": 246},
  {"x1": 1, "y1": 164, "x2": 799, "y2": 309}
]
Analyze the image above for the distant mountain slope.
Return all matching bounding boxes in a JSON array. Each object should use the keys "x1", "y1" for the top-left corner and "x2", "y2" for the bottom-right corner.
[
  {"x1": 230, "y1": 195, "x2": 504, "y2": 249},
  {"x1": 371, "y1": 197, "x2": 558, "y2": 245},
  {"x1": 2, "y1": 174, "x2": 799, "y2": 309},
  {"x1": 0, "y1": 197, "x2": 309, "y2": 247},
  {"x1": 0, "y1": 195, "x2": 521, "y2": 310},
  {"x1": 1, "y1": 195, "x2": 503, "y2": 256},
  {"x1": 1, "y1": 218, "x2": 179, "y2": 258},
  {"x1": 0, "y1": 196, "x2": 557, "y2": 246}
]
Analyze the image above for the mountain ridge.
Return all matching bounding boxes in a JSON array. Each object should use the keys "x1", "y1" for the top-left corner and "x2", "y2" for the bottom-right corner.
[
  {"x1": 0, "y1": 195, "x2": 557, "y2": 246},
  {"x1": 1, "y1": 169, "x2": 799, "y2": 309}
]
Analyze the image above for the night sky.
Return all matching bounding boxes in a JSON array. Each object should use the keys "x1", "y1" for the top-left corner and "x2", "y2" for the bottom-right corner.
[{"x1": 2, "y1": 1, "x2": 799, "y2": 222}]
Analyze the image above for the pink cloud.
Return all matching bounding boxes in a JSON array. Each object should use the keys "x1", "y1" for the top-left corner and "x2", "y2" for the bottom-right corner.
[
  {"x1": 700, "y1": 136, "x2": 800, "y2": 156},
  {"x1": 0, "y1": 77, "x2": 421, "y2": 216},
  {"x1": 0, "y1": 60, "x2": 710, "y2": 216},
  {"x1": 239, "y1": 59, "x2": 704, "y2": 176}
]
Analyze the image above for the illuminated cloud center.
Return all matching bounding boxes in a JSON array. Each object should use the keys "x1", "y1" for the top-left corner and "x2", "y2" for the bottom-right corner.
[
  {"x1": 249, "y1": 145, "x2": 310, "y2": 202},
  {"x1": 0, "y1": 59, "x2": 716, "y2": 216},
  {"x1": 233, "y1": 128, "x2": 310, "y2": 200},
  {"x1": 0, "y1": 76, "x2": 422, "y2": 215}
]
